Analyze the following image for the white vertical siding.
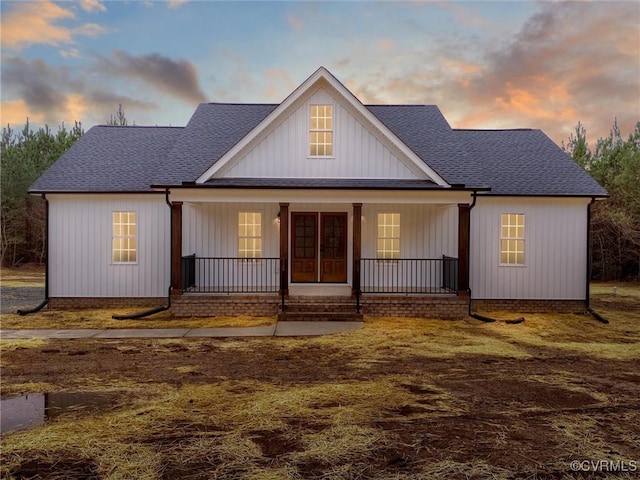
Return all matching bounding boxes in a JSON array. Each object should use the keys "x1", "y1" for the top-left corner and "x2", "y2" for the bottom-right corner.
[
  {"x1": 470, "y1": 197, "x2": 589, "y2": 299},
  {"x1": 220, "y1": 88, "x2": 423, "y2": 180},
  {"x1": 182, "y1": 202, "x2": 280, "y2": 257},
  {"x1": 361, "y1": 204, "x2": 458, "y2": 259},
  {"x1": 48, "y1": 194, "x2": 170, "y2": 297}
]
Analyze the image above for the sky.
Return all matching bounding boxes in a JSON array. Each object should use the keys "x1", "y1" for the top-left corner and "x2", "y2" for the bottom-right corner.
[{"x1": 1, "y1": 0, "x2": 638, "y2": 148}]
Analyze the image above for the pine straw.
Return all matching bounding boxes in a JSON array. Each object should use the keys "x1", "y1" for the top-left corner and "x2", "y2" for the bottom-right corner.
[
  {"x1": 0, "y1": 377, "x2": 461, "y2": 479},
  {"x1": 480, "y1": 310, "x2": 640, "y2": 360},
  {"x1": 309, "y1": 316, "x2": 531, "y2": 362},
  {"x1": 0, "y1": 338, "x2": 48, "y2": 352}
]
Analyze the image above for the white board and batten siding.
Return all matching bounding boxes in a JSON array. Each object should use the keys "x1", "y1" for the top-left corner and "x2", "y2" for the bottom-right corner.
[
  {"x1": 361, "y1": 204, "x2": 458, "y2": 259},
  {"x1": 48, "y1": 194, "x2": 170, "y2": 298},
  {"x1": 182, "y1": 202, "x2": 280, "y2": 258},
  {"x1": 470, "y1": 197, "x2": 589, "y2": 300},
  {"x1": 218, "y1": 87, "x2": 424, "y2": 180}
]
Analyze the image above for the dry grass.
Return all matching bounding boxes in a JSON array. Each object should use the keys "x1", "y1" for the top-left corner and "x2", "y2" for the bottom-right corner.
[
  {"x1": 1, "y1": 309, "x2": 275, "y2": 329},
  {"x1": 1, "y1": 280, "x2": 638, "y2": 479},
  {"x1": 0, "y1": 378, "x2": 458, "y2": 479},
  {"x1": 0, "y1": 266, "x2": 45, "y2": 288}
]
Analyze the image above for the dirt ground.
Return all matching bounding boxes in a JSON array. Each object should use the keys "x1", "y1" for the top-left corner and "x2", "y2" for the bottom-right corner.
[{"x1": 1, "y1": 269, "x2": 639, "y2": 479}]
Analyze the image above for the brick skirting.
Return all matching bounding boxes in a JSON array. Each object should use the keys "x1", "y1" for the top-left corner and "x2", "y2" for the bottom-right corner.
[
  {"x1": 48, "y1": 297, "x2": 165, "y2": 309},
  {"x1": 171, "y1": 294, "x2": 280, "y2": 317},
  {"x1": 471, "y1": 299, "x2": 587, "y2": 313},
  {"x1": 361, "y1": 295, "x2": 469, "y2": 320}
]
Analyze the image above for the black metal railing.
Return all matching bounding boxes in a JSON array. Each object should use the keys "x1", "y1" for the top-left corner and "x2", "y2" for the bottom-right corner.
[
  {"x1": 181, "y1": 256, "x2": 280, "y2": 293},
  {"x1": 359, "y1": 257, "x2": 458, "y2": 294}
]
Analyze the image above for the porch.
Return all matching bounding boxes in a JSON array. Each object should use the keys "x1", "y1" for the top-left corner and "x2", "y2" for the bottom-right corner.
[{"x1": 168, "y1": 194, "x2": 472, "y2": 320}]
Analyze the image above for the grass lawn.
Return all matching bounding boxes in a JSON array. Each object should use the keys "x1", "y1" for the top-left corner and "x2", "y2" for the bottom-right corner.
[{"x1": 1, "y1": 268, "x2": 639, "y2": 479}]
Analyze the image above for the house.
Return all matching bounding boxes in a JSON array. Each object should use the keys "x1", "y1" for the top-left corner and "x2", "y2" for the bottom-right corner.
[{"x1": 29, "y1": 67, "x2": 607, "y2": 320}]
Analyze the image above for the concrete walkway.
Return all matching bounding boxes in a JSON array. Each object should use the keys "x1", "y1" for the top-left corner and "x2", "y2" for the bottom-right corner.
[{"x1": 0, "y1": 321, "x2": 363, "y2": 339}]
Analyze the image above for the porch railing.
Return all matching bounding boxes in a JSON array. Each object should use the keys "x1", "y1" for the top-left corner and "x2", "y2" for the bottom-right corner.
[
  {"x1": 359, "y1": 256, "x2": 458, "y2": 295},
  {"x1": 181, "y1": 256, "x2": 280, "y2": 293}
]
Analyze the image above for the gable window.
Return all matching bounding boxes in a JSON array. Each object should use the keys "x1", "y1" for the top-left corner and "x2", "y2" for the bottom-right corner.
[
  {"x1": 500, "y1": 213, "x2": 525, "y2": 265},
  {"x1": 112, "y1": 211, "x2": 137, "y2": 263},
  {"x1": 238, "y1": 212, "x2": 262, "y2": 258},
  {"x1": 310, "y1": 104, "x2": 333, "y2": 156},
  {"x1": 377, "y1": 213, "x2": 400, "y2": 259}
]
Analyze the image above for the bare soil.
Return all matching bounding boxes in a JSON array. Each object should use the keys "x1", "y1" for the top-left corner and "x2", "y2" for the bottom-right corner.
[
  {"x1": 1, "y1": 275, "x2": 639, "y2": 479},
  {"x1": 2, "y1": 328, "x2": 640, "y2": 478}
]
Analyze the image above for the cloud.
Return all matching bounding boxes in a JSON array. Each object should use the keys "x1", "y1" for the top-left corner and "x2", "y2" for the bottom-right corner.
[
  {"x1": 264, "y1": 69, "x2": 295, "y2": 100},
  {"x1": 0, "y1": 0, "x2": 107, "y2": 50},
  {"x1": 342, "y1": 2, "x2": 639, "y2": 145},
  {"x1": 0, "y1": 99, "x2": 47, "y2": 126},
  {"x1": 286, "y1": 13, "x2": 304, "y2": 33},
  {"x1": 377, "y1": 39, "x2": 395, "y2": 53},
  {"x1": 167, "y1": 0, "x2": 188, "y2": 9},
  {"x1": 94, "y1": 50, "x2": 207, "y2": 104},
  {"x1": 452, "y1": 1, "x2": 640, "y2": 143},
  {"x1": 60, "y1": 48, "x2": 80, "y2": 59},
  {"x1": 1, "y1": 57, "x2": 156, "y2": 127},
  {"x1": 80, "y1": 0, "x2": 106, "y2": 13}
]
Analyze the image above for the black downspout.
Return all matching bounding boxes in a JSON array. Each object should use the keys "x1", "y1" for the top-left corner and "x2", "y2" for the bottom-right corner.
[
  {"x1": 111, "y1": 190, "x2": 173, "y2": 320},
  {"x1": 585, "y1": 197, "x2": 609, "y2": 324},
  {"x1": 17, "y1": 195, "x2": 49, "y2": 315},
  {"x1": 467, "y1": 191, "x2": 524, "y2": 324}
]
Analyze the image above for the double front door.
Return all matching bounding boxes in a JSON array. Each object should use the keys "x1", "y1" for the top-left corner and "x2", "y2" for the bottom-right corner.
[{"x1": 291, "y1": 212, "x2": 347, "y2": 283}]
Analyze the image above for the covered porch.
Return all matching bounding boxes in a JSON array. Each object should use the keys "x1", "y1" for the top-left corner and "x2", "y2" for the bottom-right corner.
[{"x1": 167, "y1": 188, "x2": 473, "y2": 319}]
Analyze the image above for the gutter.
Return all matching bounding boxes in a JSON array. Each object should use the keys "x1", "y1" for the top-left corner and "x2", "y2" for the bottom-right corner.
[
  {"x1": 17, "y1": 195, "x2": 50, "y2": 315},
  {"x1": 111, "y1": 189, "x2": 173, "y2": 320},
  {"x1": 585, "y1": 196, "x2": 609, "y2": 324},
  {"x1": 467, "y1": 191, "x2": 524, "y2": 324}
]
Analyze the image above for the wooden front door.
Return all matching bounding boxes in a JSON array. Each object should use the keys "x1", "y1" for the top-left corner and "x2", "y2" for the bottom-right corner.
[
  {"x1": 320, "y1": 213, "x2": 347, "y2": 282},
  {"x1": 292, "y1": 213, "x2": 317, "y2": 282},
  {"x1": 291, "y1": 212, "x2": 348, "y2": 283}
]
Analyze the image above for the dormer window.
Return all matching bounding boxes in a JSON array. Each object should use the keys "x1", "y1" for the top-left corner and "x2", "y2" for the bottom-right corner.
[{"x1": 310, "y1": 104, "x2": 333, "y2": 156}]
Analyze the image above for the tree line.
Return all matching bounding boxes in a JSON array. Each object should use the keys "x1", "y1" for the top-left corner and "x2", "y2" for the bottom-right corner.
[
  {"x1": 563, "y1": 120, "x2": 640, "y2": 281},
  {"x1": 1, "y1": 113, "x2": 638, "y2": 281}
]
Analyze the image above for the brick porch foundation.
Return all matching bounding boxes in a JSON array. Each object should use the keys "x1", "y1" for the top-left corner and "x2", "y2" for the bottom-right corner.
[
  {"x1": 361, "y1": 295, "x2": 469, "y2": 320},
  {"x1": 171, "y1": 294, "x2": 280, "y2": 317}
]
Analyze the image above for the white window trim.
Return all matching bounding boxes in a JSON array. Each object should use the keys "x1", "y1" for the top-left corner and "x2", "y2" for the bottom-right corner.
[
  {"x1": 308, "y1": 103, "x2": 335, "y2": 159},
  {"x1": 499, "y1": 213, "x2": 526, "y2": 267},
  {"x1": 238, "y1": 210, "x2": 263, "y2": 260},
  {"x1": 376, "y1": 212, "x2": 401, "y2": 260},
  {"x1": 112, "y1": 210, "x2": 138, "y2": 265}
]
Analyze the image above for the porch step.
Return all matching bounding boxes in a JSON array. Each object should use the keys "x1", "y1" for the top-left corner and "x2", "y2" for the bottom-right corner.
[{"x1": 278, "y1": 296, "x2": 363, "y2": 322}]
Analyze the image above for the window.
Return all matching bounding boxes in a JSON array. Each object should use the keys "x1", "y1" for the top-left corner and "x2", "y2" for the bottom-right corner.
[
  {"x1": 310, "y1": 104, "x2": 333, "y2": 156},
  {"x1": 238, "y1": 212, "x2": 262, "y2": 258},
  {"x1": 112, "y1": 211, "x2": 137, "y2": 263},
  {"x1": 377, "y1": 213, "x2": 400, "y2": 259},
  {"x1": 500, "y1": 213, "x2": 525, "y2": 265}
]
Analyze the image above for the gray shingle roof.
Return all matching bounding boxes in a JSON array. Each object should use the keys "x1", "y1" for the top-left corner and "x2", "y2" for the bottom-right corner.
[
  {"x1": 154, "y1": 103, "x2": 277, "y2": 185},
  {"x1": 454, "y1": 129, "x2": 608, "y2": 196},
  {"x1": 30, "y1": 125, "x2": 183, "y2": 192},
  {"x1": 30, "y1": 103, "x2": 607, "y2": 197}
]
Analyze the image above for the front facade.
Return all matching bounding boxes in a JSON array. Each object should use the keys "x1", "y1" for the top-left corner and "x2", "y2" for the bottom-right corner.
[{"x1": 32, "y1": 68, "x2": 607, "y2": 319}]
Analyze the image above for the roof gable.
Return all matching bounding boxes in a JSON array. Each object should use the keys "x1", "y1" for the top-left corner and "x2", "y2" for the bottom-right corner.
[{"x1": 195, "y1": 67, "x2": 449, "y2": 186}]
